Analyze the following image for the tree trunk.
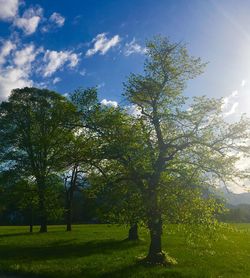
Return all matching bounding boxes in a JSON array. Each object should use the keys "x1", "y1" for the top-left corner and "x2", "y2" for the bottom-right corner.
[
  {"x1": 128, "y1": 223, "x2": 139, "y2": 240},
  {"x1": 29, "y1": 207, "x2": 34, "y2": 233},
  {"x1": 38, "y1": 184, "x2": 47, "y2": 233},
  {"x1": 66, "y1": 203, "x2": 72, "y2": 232},
  {"x1": 146, "y1": 215, "x2": 164, "y2": 263},
  {"x1": 66, "y1": 210, "x2": 72, "y2": 231},
  {"x1": 39, "y1": 214, "x2": 47, "y2": 233},
  {"x1": 145, "y1": 186, "x2": 166, "y2": 264},
  {"x1": 65, "y1": 190, "x2": 73, "y2": 232}
]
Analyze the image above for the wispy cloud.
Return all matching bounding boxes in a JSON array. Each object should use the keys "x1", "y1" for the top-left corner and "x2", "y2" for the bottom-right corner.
[
  {"x1": 223, "y1": 102, "x2": 239, "y2": 117},
  {"x1": 241, "y1": 79, "x2": 246, "y2": 87},
  {"x1": 79, "y1": 69, "x2": 86, "y2": 76},
  {"x1": 221, "y1": 90, "x2": 240, "y2": 117},
  {"x1": 123, "y1": 38, "x2": 147, "y2": 56},
  {"x1": 42, "y1": 12, "x2": 65, "y2": 32},
  {"x1": 13, "y1": 6, "x2": 43, "y2": 35},
  {"x1": 86, "y1": 33, "x2": 121, "y2": 57},
  {"x1": 49, "y1": 12, "x2": 65, "y2": 27},
  {"x1": 52, "y1": 77, "x2": 61, "y2": 84},
  {"x1": 42, "y1": 50, "x2": 79, "y2": 77}
]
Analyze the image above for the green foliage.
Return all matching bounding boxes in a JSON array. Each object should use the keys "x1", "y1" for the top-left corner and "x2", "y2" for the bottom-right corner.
[
  {"x1": 121, "y1": 36, "x2": 250, "y2": 252},
  {"x1": 0, "y1": 87, "x2": 77, "y2": 229}
]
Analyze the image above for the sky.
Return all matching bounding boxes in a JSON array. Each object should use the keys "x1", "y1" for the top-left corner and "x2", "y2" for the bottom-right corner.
[{"x1": 1, "y1": 0, "x2": 250, "y2": 192}]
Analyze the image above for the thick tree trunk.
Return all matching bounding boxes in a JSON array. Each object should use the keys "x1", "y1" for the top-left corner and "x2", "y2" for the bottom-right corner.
[
  {"x1": 146, "y1": 216, "x2": 164, "y2": 263},
  {"x1": 145, "y1": 186, "x2": 166, "y2": 264},
  {"x1": 128, "y1": 223, "x2": 139, "y2": 240},
  {"x1": 29, "y1": 224, "x2": 33, "y2": 233},
  {"x1": 38, "y1": 184, "x2": 47, "y2": 233}
]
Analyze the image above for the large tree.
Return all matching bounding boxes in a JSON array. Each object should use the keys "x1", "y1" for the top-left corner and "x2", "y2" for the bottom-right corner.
[
  {"x1": 121, "y1": 36, "x2": 250, "y2": 264},
  {"x1": 0, "y1": 87, "x2": 76, "y2": 232}
]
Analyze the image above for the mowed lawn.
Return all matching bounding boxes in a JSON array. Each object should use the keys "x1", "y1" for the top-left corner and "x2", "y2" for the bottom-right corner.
[{"x1": 0, "y1": 224, "x2": 250, "y2": 277}]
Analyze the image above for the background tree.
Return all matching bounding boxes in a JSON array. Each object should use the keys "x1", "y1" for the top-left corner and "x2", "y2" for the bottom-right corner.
[
  {"x1": 71, "y1": 87, "x2": 148, "y2": 240},
  {"x1": 0, "y1": 87, "x2": 77, "y2": 232},
  {"x1": 11, "y1": 178, "x2": 38, "y2": 233}
]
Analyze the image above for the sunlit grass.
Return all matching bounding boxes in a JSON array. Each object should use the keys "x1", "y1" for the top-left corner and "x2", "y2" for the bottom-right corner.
[{"x1": 0, "y1": 224, "x2": 250, "y2": 277}]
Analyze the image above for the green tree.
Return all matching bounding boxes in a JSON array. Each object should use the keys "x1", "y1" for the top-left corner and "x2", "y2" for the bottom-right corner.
[
  {"x1": 122, "y1": 36, "x2": 250, "y2": 264},
  {"x1": 71, "y1": 87, "x2": 147, "y2": 239},
  {"x1": 0, "y1": 87, "x2": 76, "y2": 232}
]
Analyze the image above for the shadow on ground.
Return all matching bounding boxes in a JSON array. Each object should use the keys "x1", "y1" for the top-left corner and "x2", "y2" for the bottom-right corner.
[
  {"x1": 0, "y1": 233, "x2": 186, "y2": 278},
  {"x1": 0, "y1": 238, "x2": 140, "y2": 262}
]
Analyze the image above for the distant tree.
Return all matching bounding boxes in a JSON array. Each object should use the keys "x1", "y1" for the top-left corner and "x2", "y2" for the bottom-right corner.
[
  {"x1": 0, "y1": 87, "x2": 77, "y2": 232},
  {"x1": 88, "y1": 160, "x2": 145, "y2": 240},
  {"x1": 12, "y1": 178, "x2": 38, "y2": 233},
  {"x1": 63, "y1": 161, "x2": 89, "y2": 231},
  {"x1": 71, "y1": 88, "x2": 146, "y2": 240},
  {"x1": 61, "y1": 101, "x2": 101, "y2": 231}
]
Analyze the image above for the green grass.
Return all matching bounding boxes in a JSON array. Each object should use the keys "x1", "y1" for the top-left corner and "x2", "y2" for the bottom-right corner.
[{"x1": 0, "y1": 224, "x2": 250, "y2": 277}]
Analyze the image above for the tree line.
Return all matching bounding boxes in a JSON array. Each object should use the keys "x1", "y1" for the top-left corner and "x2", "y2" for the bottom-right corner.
[{"x1": 0, "y1": 36, "x2": 250, "y2": 265}]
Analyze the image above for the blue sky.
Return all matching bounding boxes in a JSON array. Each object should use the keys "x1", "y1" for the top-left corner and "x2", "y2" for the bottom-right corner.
[
  {"x1": 1, "y1": 0, "x2": 250, "y2": 193},
  {"x1": 1, "y1": 0, "x2": 250, "y2": 119}
]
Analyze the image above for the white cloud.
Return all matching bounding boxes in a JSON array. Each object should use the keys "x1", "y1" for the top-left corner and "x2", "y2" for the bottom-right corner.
[
  {"x1": 79, "y1": 69, "x2": 86, "y2": 76},
  {"x1": 49, "y1": 12, "x2": 65, "y2": 27},
  {"x1": 101, "y1": 99, "x2": 118, "y2": 108},
  {"x1": 221, "y1": 90, "x2": 238, "y2": 113},
  {"x1": 97, "y1": 82, "x2": 105, "y2": 89},
  {"x1": 0, "y1": 0, "x2": 19, "y2": 21},
  {"x1": 0, "y1": 67, "x2": 33, "y2": 100},
  {"x1": 125, "y1": 104, "x2": 141, "y2": 117},
  {"x1": 223, "y1": 102, "x2": 239, "y2": 117},
  {"x1": 14, "y1": 7, "x2": 43, "y2": 35},
  {"x1": 0, "y1": 43, "x2": 40, "y2": 100},
  {"x1": 241, "y1": 79, "x2": 246, "y2": 87},
  {"x1": 42, "y1": 50, "x2": 79, "y2": 77},
  {"x1": 52, "y1": 77, "x2": 61, "y2": 84},
  {"x1": 124, "y1": 38, "x2": 147, "y2": 56},
  {"x1": 86, "y1": 33, "x2": 121, "y2": 57},
  {"x1": 0, "y1": 40, "x2": 16, "y2": 65},
  {"x1": 13, "y1": 44, "x2": 41, "y2": 67}
]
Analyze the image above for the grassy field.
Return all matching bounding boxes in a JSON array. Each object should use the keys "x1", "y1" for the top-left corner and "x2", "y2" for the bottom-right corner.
[{"x1": 0, "y1": 224, "x2": 250, "y2": 277}]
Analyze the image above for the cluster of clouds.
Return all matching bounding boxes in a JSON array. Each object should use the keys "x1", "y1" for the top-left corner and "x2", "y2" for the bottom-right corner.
[
  {"x1": 42, "y1": 50, "x2": 79, "y2": 77},
  {"x1": 85, "y1": 33, "x2": 146, "y2": 57},
  {"x1": 0, "y1": 37, "x2": 81, "y2": 99},
  {"x1": 0, "y1": 0, "x2": 65, "y2": 35},
  {"x1": 86, "y1": 33, "x2": 121, "y2": 57},
  {"x1": 0, "y1": 0, "x2": 148, "y2": 100}
]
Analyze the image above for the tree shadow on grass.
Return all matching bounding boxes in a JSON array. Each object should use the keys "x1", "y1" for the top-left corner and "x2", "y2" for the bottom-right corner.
[
  {"x1": 0, "y1": 263, "x2": 186, "y2": 278},
  {"x1": 86, "y1": 262, "x2": 187, "y2": 278},
  {"x1": 0, "y1": 234, "x2": 187, "y2": 278},
  {"x1": 0, "y1": 238, "x2": 143, "y2": 262},
  {"x1": 0, "y1": 233, "x2": 31, "y2": 238}
]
